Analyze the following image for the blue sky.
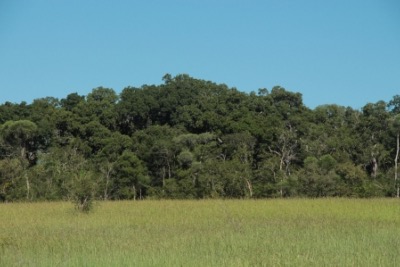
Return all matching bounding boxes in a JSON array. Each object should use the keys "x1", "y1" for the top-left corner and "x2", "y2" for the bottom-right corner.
[{"x1": 0, "y1": 0, "x2": 399, "y2": 109}]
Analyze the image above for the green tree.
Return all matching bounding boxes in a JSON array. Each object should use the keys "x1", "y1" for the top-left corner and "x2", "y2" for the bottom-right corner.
[
  {"x1": 60, "y1": 93, "x2": 85, "y2": 111},
  {"x1": 94, "y1": 132, "x2": 133, "y2": 200},
  {"x1": 69, "y1": 170, "x2": 99, "y2": 213},
  {"x1": 0, "y1": 120, "x2": 39, "y2": 199},
  {"x1": 390, "y1": 115, "x2": 400, "y2": 197},
  {"x1": 36, "y1": 146, "x2": 88, "y2": 200},
  {"x1": 75, "y1": 87, "x2": 118, "y2": 130},
  {"x1": 297, "y1": 156, "x2": 338, "y2": 197},
  {"x1": 358, "y1": 101, "x2": 391, "y2": 177},
  {"x1": 117, "y1": 86, "x2": 160, "y2": 134},
  {"x1": 112, "y1": 151, "x2": 150, "y2": 200},
  {"x1": 0, "y1": 158, "x2": 23, "y2": 201}
]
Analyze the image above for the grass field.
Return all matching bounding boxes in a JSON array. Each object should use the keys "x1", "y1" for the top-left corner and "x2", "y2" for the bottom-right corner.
[{"x1": 1, "y1": 199, "x2": 400, "y2": 266}]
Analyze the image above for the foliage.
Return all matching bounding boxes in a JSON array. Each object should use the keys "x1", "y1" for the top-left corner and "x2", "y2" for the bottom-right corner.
[
  {"x1": 0, "y1": 74, "x2": 400, "y2": 201},
  {"x1": 69, "y1": 171, "x2": 98, "y2": 213}
]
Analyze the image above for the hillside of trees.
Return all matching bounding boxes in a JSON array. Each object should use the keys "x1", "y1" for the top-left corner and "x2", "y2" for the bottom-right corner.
[{"x1": 1, "y1": 74, "x2": 400, "y2": 201}]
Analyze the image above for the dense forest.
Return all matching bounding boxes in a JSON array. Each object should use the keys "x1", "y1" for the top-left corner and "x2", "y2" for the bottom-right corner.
[{"x1": 1, "y1": 74, "x2": 400, "y2": 202}]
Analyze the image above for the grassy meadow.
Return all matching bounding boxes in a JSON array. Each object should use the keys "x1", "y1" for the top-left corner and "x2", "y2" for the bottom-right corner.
[{"x1": 1, "y1": 199, "x2": 400, "y2": 266}]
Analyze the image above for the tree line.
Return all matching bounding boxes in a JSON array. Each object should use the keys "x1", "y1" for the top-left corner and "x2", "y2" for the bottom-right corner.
[{"x1": 1, "y1": 74, "x2": 400, "y2": 202}]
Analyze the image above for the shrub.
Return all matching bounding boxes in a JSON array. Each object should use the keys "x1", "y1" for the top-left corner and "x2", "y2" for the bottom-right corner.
[{"x1": 69, "y1": 171, "x2": 98, "y2": 213}]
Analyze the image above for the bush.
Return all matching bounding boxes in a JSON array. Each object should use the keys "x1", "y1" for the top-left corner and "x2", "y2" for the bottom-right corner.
[{"x1": 69, "y1": 171, "x2": 98, "y2": 213}]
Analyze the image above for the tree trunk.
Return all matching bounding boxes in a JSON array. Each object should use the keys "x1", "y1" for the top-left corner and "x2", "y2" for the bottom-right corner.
[
  {"x1": 103, "y1": 169, "x2": 111, "y2": 200},
  {"x1": 132, "y1": 185, "x2": 137, "y2": 201},
  {"x1": 396, "y1": 133, "x2": 400, "y2": 198},
  {"x1": 162, "y1": 167, "x2": 166, "y2": 187},
  {"x1": 244, "y1": 178, "x2": 253, "y2": 198},
  {"x1": 25, "y1": 172, "x2": 30, "y2": 200},
  {"x1": 20, "y1": 146, "x2": 30, "y2": 200},
  {"x1": 371, "y1": 157, "x2": 378, "y2": 178},
  {"x1": 279, "y1": 157, "x2": 284, "y2": 198},
  {"x1": 167, "y1": 161, "x2": 171, "y2": 179}
]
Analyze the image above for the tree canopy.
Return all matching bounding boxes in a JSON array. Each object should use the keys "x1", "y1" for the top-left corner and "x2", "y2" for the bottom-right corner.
[{"x1": 0, "y1": 74, "x2": 399, "y2": 201}]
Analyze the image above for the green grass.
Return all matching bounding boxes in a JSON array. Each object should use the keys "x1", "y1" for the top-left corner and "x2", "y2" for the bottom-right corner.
[{"x1": 1, "y1": 199, "x2": 400, "y2": 266}]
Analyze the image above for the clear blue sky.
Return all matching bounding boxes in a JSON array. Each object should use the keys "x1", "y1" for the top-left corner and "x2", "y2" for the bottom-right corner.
[{"x1": 1, "y1": 0, "x2": 399, "y2": 109}]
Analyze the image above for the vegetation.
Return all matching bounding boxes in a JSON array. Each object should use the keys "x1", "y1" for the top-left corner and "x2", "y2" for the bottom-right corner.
[
  {"x1": 1, "y1": 74, "x2": 400, "y2": 200},
  {"x1": 0, "y1": 199, "x2": 399, "y2": 266}
]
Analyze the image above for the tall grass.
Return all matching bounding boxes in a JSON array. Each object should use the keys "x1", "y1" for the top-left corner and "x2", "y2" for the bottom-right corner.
[{"x1": 1, "y1": 199, "x2": 399, "y2": 266}]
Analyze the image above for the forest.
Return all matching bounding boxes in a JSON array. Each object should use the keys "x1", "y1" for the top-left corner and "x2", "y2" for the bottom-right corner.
[{"x1": 1, "y1": 74, "x2": 400, "y2": 201}]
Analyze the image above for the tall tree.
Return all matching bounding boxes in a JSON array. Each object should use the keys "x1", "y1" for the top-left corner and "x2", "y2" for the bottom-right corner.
[
  {"x1": 391, "y1": 115, "x2": 400, "y2": 198},
  {"x1": 111, "y1": 151, "x2": 150, "y2": 200},
  {"x1": 0, "y1": 120, "x2": 38, "y2": 199}
]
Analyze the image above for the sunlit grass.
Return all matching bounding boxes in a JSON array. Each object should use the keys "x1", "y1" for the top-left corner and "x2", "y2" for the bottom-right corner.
[{"x1": 1, "y1": 199, "x2": 400, "y2": 266}]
